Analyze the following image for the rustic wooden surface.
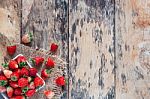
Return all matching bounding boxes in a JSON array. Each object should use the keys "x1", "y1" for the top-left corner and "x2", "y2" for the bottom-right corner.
[
  {"x1": 116, "y1": 0, "x2": 150, "y2": 99},
  {"x1": 69, "y1": 0, "x2": 115, "y2": 99},
  {"x1": 0, "y1": 0, "x2": 150, "y2": 99}
]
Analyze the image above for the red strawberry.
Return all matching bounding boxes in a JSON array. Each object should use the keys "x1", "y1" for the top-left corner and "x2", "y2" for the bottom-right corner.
[
  {"x1": 50, "y1": 43, "x2": 58, "y2": 52},
  {"x1": 29, "y1": 68, "x2": 37, "y2": 77},
  {"x1": 22, "y1": 32, "x2": 33, "y2": 44},
  {"x1": 13, "y1": 69, "x2": 21, "y2": 75},
  {"x1": 7, "y1": 86, "x2": 14, "y2": 98},
  {"x1": 25, "y1": 89, "x2": 35, "y2": 97},
  {"x1": 14, "y1": 88, "x2": 22, "y2": 95},
  {"x1": 41, "y1": 75, "x2": 47, "y2": 81},
  {"x1": 9, "y1": 60, "x2": 18, "y2": 70},
  {"x1": 10, "y1": 72, "x2": 19, "y2": 81},
  {"x1": 16, "y1": 56, "x2": 26, "y2": 64},
  {"x1": 11, "y1": 95, "x2": 25, "y2": 99},
  {"x1": 18, "y1": 78, "x2": 28, "y2": 88},
  {"x1": 3, "y1": 69, "x2": 12, "y2": 78},
  {"x1": 55, "y1": 76, "x2": 65, "y2": 86},
  {"x1": 0, "y1": 86, "x2": 6, "y2": 92},
  {"x1": 0, "y1": 75, "x2": 8, "y2": 86},
  {"x1": 16, "y1": 56, "x2": 27, "y2": 67},
  {"x1": 31, "y1": 57, "x2": 44, "y2": 66},
  {"x1": 9, "y1": 81, "x2": 18, "y2": 88},
  {"x1": 41, "y1": 69, "x2": 52, "y2": 78},
  {"x1": 34, "y1": 77, "x2": 44, "y2": 87},
  {"x1": 20, "y1": 67, "x2": 29, "y2": 77},
  {"x1": 7, "y1": 45, "x2": 16, "y2": 55},
  {"x1": 44, "y1": 90, "x2": 55, "y2": 98},
  {"x1": 45, "y1": 58, "x2": 55, "y2": 68},
  {"x1": 28, "y1": 82, "x2": 35, "y2": 89}
]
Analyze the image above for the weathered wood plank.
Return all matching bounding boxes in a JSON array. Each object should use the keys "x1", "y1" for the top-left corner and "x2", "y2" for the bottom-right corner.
[
  {"x1": 22, "y1": 0, "x2": 55, "y2": 49},
  {"x1": 53, "y1": 0, "x2": 69, "y2": 98},
  {"x1": 115, "y1": 0, "x2": 150, "y2": 98},
  {"x1": 0, "y1": 0, "x2": 21, "y2": 71},
  {"x1": 22, "y1": 0, "x2": 68, "y2": 98},
  {"x1": 0, "y1": 0, "x2": 21, "y2": 43},
  {"x1": 69, "y1": 0, "x2": 115, "y2": 98}
]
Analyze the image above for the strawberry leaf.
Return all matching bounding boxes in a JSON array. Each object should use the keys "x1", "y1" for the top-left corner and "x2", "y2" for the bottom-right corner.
[
  {"x1": 2, "y1": 63, "x2": 8, "y2": 69},
  {"x1": 22, "y1": 86, "x2": 29, "y2": 93},
  {"x1": 0, "y1": 81, "x2": 7, "y2": 86},
  {"x1": 46, "y1": 69, "x2": 52, "y2": 74},
  {"x1": 29, "y1": 32, "x2": 33, "y2": 41},
  {"x1": 19, "y1": 62, "x2": 27, "y2": 68}
]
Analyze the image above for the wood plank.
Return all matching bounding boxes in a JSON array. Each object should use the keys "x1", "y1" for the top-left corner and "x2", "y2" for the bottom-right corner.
[
  {"x1": 0, "y1": 0, "x2": 21, "y2": 71},
  {"x1": 53, "y1": 0, "x2": 69, "y2": 98},
  {"x1": 0, "y1": 0, "x2": 21, "y2": 43},
  {"x1": 69, "y1": 0, "x2": 115, "y2": 98},
  {"x1": 115, "y1": 0, "x2": 150, "y2": 98},
  {"x1": 22, "y1": 0, "x2": 68, "y2": 98}
]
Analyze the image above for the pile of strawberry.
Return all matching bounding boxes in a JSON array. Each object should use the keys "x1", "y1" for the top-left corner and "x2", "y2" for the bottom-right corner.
[
  {"x1": 0, "y1": 56, "x2": 44, "y2": 98},
  {"x1": 1, "y1": 42, "x2": 66, "y2": 98}
]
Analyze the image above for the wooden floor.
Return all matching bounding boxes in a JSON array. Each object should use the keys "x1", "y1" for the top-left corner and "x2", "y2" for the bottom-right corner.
[{"x1": 0, "y1": 0, "x2": 150, "y2": 99}]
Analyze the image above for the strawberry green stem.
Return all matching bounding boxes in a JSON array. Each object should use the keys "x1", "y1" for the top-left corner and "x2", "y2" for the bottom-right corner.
[
  {"x1": 19, "y1": 62, "x2": 27, "y2": 67},
  {"x1": 11, "y1": 76, "x2": 17, "y2": 81},
  {"x1": 0, "y1": 81, "x2": 7, "y2": 86},
  {"x1": 2, "y1": 63, "x2": 8, "y2": 69},
  {"x1": 22, "y1": 86, "x2": 29, "y2": 93},
  {"x1": 29, "y1": 32, "x2": 33, "y2": 41},
  {"x1": 46, "y1": 69, "x2": 52, "y2": 74}
]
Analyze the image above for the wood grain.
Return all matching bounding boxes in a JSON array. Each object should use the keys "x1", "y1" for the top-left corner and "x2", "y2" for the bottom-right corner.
[
  {"x1": 115, "y1": 0, "x2": 150, "y2": 98},
  {"x1": 69, "y1": 0, "x2": 115, "y2": 98},
  {"x1": 0, "y1": 0, "x2": 21, "y2": 43}
]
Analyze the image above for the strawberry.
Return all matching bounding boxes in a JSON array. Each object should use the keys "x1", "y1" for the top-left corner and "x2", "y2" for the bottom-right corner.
[
  {"x1": 31, "y1": 57, "x2": 44, "y2": 66},
  {"x1": 11, "y1": 95, "x2": 25, "y2": 99},
  {"x1": 28, "y1": 82, "x2": 35, "y2": 89},
  {"x1": 13, "y1": 69, "x2": 21, "y2": 75},
  {"x1": 10, "y1": 72, "x2": 19, "y2": 81},
  {"x1": 14, "y1": 88, "x2": 22, "y2": 95},
  {"x1": 41, "y1": 75, "x2": 47, "y2": 81},
  {"x1": 3, "y1": 69, "x2": 12, "y2": 78},
  {"x1": 16, "y1": 56, "x2": 27, "y2": 67},
  {"x1": 7, "y1": 45, "x2": 16, "y2": 55},
  {"x1": 16, "y1": 56, "x2": 26, "y2": 64},
  {"x1": 20, "y1": 67, "x2": 29, "y2": 77},
  {"x1": 7, "y1": 86, "x2": 14, "y2": 98},
  {"x1": 22, "y1": 32, "x2": 33, "y2": 44},
  {"x1": 0, "y1": 75, "x2": 8, "y2": 86},
  {"x1": 25, "y1": 89, "x2": 35, "y2": 97},
  {"x1": 50, "y1": 43, "x2": 58, "y2": 52},
  {"x1": 0, "y1": 86, "x2": 6, "y2": 92},
  {"x1": 45, "y1": 58, "x2": 55, "y2": 68},
  {"x1": 29, "y1": 68, "x2": 37, "y2": 77},
  {"x1": 34, "y1": 77, "x2": 43, "y2": 87},
  {"x1": 9, "y1": 60, "x2": 18, "y2": 70},
  {"x1": 41, "y1": 69, "x2": 52, "y2": 78},
  {"x1": 18, "y1": 78, "x2": 28, "y2": 88},
  {"x1": 44, "y1": 90, "x2": 55, "y2": 99},
  {"x1": 9, "y1": 81, "x2": 18, "y2": 88},
  {"x1": 55, "y1": 76, "x2": 65, "y2": 86}
]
